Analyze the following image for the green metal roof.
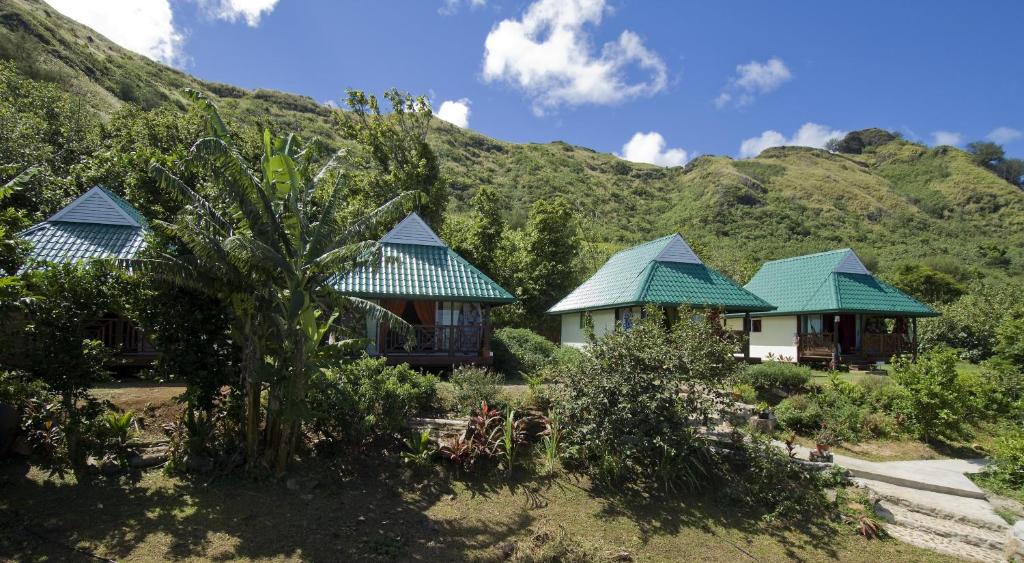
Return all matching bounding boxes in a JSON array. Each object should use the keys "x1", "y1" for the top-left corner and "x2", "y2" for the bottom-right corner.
[
  {"x1": 547, "y1": 234, "x2": 775, "y2": 314},
  {"x1": 21, "y1": 186, "x2": 149, "y2": 268},
  {"x1": 98, "y1": 186, "x2": 148, "y2": 227},
  {"x1": 333, "y1": 213, "x2": 515, "y2": 303},
  {"x1": 21, "y1": 221, "x2": 147, "y2": 265},
  {"x1": 742, "y1": 248, "x2": 938, "y2": 317}
]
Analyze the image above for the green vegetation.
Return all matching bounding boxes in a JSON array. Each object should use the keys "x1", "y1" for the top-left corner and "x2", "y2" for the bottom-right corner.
[
  {"x1": 492, "y1": 327, "x2": 557, "y2": 379},
  {"x1": 739, "y1": 362, "x2": 814, "y2": 392}
]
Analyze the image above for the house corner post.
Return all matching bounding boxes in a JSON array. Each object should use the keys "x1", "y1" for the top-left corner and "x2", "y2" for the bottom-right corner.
[{"x1": 743, "y1": 312, "x2": 751, "y2": 362}]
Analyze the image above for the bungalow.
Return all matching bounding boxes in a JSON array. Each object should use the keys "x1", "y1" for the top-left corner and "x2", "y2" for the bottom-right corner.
[
  {"x1": 725, "y1": 249, "x2": 938, "y2": 364},
  {"x1": 333, "y1": 212, "x2": 515, "y2": 367},
  {"x1": 547, "y1": 234, "x2": 775, "y2": 349},
  {"x1": 19, "y1": 186, "x2": 157, "y2": 365}
]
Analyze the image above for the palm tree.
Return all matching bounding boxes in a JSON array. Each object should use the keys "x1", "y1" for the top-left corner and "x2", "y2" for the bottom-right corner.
[{"x1": 144, "y1": 90, "x2": 416, "y2": 474}]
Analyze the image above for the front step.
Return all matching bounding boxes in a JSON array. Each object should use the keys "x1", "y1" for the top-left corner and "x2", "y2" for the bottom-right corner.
[
  {"x1": 884, "y1": 523, "x2": 1006, "y2": 563},
  {"x1": 855, "y1": 478, "x2": 1008, "y2": 532},
  {"x1": 875, "y1": 501, "x2": 1007, "y2": 551}
]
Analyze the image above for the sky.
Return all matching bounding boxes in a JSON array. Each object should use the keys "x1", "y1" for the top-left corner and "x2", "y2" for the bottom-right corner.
[{"x1": 44, "y1": 0, "x2": 1024, "y2": 165}]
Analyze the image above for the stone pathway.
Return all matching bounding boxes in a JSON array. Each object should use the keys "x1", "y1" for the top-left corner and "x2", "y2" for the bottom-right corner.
[{"x1": 774, "y1": 441, "x2": 1014, "y2": 561}]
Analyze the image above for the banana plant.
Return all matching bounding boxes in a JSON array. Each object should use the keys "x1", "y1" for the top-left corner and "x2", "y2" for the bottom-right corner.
[{"x1": 142, "y1": 90, "x2": 418, "y2": 475}]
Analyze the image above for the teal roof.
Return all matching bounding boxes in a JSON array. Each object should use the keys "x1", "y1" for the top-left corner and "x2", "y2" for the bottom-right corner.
[
  {"x1": 333, "y1": 213, "x2": 515, "y2": 303},
  {"x1": 547, "y1": 234, "x2": 775, "y2": 314},
  {"x1": 21, "y1": 186, "x2": 148, "y2": 267},
  {"x1": 21, "y1": 222, "x2": 146, "y2": 264},
  {"x1": 742, "y1": 249, "x2": 938, "y2": 317}
]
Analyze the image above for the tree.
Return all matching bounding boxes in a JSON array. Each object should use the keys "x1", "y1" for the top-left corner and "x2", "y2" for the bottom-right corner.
[
  {"x1": 494, "y1": 197, "x2": 582, "y2": 331},
  {"x1": 337, "y1": 89, "x2": 449, "y2": 233},
  {"x1": 522, "y1": 197, "x2": 581, "y2": 324},
  {"x1": 994, "y1": 307, "x2": 1024, "y2": 370},
  {"x1": 461, "y1": 185, "x2": 505, "y2": 277},
  {"x1": 884, "y1": 263, "x2": 965, "y2": 304},
  {"x1": 891, "y1": 349, "x2": 975, "y2": 442},
  {"x1": 966, "y1": 141, "x2": 1005, "y2": 168},
  {"x1": 147, "y1": 90, "x2": 416, "y2": 475},
  {"x1": 966, "y1": 141, "x2": 1024, "y2": 187}
]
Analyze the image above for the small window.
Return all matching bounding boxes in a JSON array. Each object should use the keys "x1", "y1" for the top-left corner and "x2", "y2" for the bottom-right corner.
[
  {"x1": 578, "y1": 311, "x2": 590, "y2": 329},
  {"x1": 751, "y1": 319, "x2": 762, "y2": 333}
]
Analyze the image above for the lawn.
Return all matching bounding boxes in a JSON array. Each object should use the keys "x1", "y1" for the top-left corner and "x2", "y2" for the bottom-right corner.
[
  {"x1": 0, "y1": 382, "x2": 961, "y2": 562},
  {"x1": 0, "y1": 461, "x2": 957, "y2": 562}
]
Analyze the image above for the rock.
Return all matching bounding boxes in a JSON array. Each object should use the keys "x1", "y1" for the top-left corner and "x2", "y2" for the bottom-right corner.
[
  {"x1": 748, "y1": 415, "x2": 776, "y2": 434},
  {"x1": 498, "y1": 541, "x2": 516, "y2": 559},
  {"x1": 610, "y1": 551, "x2": 633, "y2": 562},
  {"x1": 185, "y1": 454, "x2": 214, "y2": 473},
  {"x1": 1006, "y1": 520, "x2": 1024, "y2": 560},
  {"x1": 127, "y1": 452, "x2": 167, "y2": 468}
]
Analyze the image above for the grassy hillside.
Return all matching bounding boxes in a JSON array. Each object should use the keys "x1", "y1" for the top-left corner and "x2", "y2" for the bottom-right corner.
[{"x1": 3, "y1": 0, "x2": 1024, "y2": 283}]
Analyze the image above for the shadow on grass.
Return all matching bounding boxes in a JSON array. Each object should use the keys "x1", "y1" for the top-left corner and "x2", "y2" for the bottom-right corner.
[
  {"x1": 592, "y1": 480, "x2": 841, "y2": 562},
  {"x1": 0, "y1": 455, "x2": 549, "y2": 562}
]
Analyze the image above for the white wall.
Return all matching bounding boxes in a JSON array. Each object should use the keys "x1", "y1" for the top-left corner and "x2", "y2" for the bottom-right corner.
[
  {"x1": 560, "y1": 309, "x2": 619, "y2": 348},
  {"x1": 750, "y1": 315, "x2": 798, "y2": 361}
]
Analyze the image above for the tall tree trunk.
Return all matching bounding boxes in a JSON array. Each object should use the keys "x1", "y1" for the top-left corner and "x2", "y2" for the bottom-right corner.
[
  {"x1": 273, "y1": 331, "x2": 307, "y2": 476},
  {"x1": 242, "y1": 339, "x2": 261, "y2": 469}
]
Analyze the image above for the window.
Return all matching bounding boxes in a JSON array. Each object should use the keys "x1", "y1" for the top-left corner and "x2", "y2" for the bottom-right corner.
[
  {"x1": 801, "y1": 314, "x2": 823, "y2": 334},
  {"x1": 578, "y1": 311, "x2": 590, "y2": 329},
  {"x1": 751, "y1": 319, "x2": 762, "y2": 333}
]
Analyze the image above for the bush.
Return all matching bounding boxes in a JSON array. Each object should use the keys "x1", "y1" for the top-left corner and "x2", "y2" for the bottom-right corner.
[
  {"x1": 722, "y1": 435, "x2": 843, "y2": 521},
  {"x1": 739, "y1": 362, "x2": 813, "y2": 391},
  {"x1": 732, "y1": 383, "x2": 757, "y2": 404},
  {"x1": 891, "y1": 349, "x2": 976, "y2": 441},
  {"x1": 556, "y1": 307, "x2": 738, "y2": 489},
  {"x1": 774, "y1": 394, "x2": 823, "y2": 433},
  {"x1": 449, "y1": 366, "x2": 504, "y2": 414},
  {"x1": 492, "y1": 327, "x2": 556, "y2": 378},
  {"x1": 987, "y1": 430, "x2": 1024, "y2": 490},
  {"x1": 308, "y1": 357, "x2": 438, "y2": 446}
]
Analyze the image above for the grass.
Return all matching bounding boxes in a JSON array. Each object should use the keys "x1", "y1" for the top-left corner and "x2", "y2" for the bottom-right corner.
[{"x1": 0, "y1": 461, "x2": 958, "y2": 562}]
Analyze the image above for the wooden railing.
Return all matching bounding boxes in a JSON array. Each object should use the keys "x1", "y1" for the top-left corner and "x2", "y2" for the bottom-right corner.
[
  {"x1": 798, "y1": 332, "x2": 835, "y2": 357},
  {"x1": 85, "y1": 318, "x2": 157, "y2": 356},
  {"x1": 861, "y1": 332, "x2": 913, "y2": 359},
  {"x1": 383, "y1": 325, "x2": 486, "y2": 356}
]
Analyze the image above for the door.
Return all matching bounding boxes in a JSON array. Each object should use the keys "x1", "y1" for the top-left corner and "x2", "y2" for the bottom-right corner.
[{"x1": 838, "y1": 314, "x2": 857, "y2": 354}]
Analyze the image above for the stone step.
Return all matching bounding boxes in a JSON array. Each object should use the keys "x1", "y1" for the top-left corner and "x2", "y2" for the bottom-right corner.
[
  {"x1": 855, "y1": 478, "x2": 1009, "y2": 533},
  {"x1": 838, "y1": 456, "x2": 988, "y2": 499},
  {"x1": 875, "y1": 500, "x2": 1007, "y2": 551},
  {"x1": 884, "y1": 523, "x2": 1005, "y2": 563}
]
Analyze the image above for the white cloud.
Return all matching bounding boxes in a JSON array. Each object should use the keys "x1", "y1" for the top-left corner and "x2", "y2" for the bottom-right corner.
[
  {"x1": 440, "y1": 0, "x2": 486, "y2": 15},
  {"x1": 931, "y1": 130, "x2": 962, "y2": 146},
  {"x1": 482, "y1": 0, "x2": 667, "y2": 115},
  {"x1": 739, "y1": 122, "x2": 845, "y2": 158},
  {"x1": 44, "y1": 0, "x2": 185, "y2": 65},
  {"x1": 436, "y1": 98, "x2": 472, "y2": 128},
  {"x1": 199, "y1": 0, "x2": 280, "y2": 26},
  {"x1": 986, "y1": 126, "x2": 1022, "y2": 145},
  {"x1": 715, "y1": 57, "x2": 792, "y2": 108},
  {"x1": 618, "y1": 131, "x2": 688, "y2": 167}
]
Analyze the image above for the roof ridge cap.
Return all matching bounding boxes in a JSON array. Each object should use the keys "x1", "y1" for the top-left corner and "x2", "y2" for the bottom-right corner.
[{"x1": 764, "y1": 248, "x2": 850, "y2": 265}]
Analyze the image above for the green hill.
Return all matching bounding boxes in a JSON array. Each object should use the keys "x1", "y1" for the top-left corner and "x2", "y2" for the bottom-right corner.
[{"x1": 3, "y1": 0, "x2": 1024, "y2": 283}]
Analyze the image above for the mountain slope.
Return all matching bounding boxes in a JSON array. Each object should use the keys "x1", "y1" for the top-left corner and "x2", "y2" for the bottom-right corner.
[{"x1": 2, "y1": 0, "x2": 1023, "y2": 283}]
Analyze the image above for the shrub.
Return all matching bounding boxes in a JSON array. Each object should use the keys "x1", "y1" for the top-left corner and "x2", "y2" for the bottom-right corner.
[
  {"x1": 722, "y1": 434, "x2": 844, "y2": 522},
  {"x1": 492, "y1": 327, "x2": 556, "y2": 378},
  {"x1": 891, "y1": 349, "x2": 975, "y2": 441},
  {"x1": 449, "y1": 366, "x2": 504, "y2": 415},
  {"x1": 774, "y1": 394, "x2": 823, "y2": 433},
  {"x1": 739, "y1": 362, "x2": 813, "y2": 391},
  {"x1": 861, "y1": 411, "x2": 898, "y2": 439},
  {"x1": 556, "y1": 307, "x2": 738, "y2": 489},
  {"x1": 732, "y1": 383, "x2": 757, "y2": 404},
  {"x1": 987, "y1": 429, "x2": 1024, "y2": 490},
  {"x1": 308, "y1": 357, "x2": 438, "y2": 445}
]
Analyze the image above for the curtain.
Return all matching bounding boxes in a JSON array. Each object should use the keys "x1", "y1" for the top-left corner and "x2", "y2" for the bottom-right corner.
[
  {"x1": 413, "y1": 300, "x2": 436, "y2": 326},
  {"x1": 381, "y1": 299, "x2": 405, "y2": 315}
]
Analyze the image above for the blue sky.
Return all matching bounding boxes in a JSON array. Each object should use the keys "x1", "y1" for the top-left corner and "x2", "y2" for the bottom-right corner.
[{"x1": 46, "y1": 0, "x2": 1024, "y2": 163}]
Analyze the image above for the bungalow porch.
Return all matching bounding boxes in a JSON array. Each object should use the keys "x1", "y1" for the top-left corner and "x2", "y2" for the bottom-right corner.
[{"x1": 795, "y1": 313, "x2": 918, "y2": 363}]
